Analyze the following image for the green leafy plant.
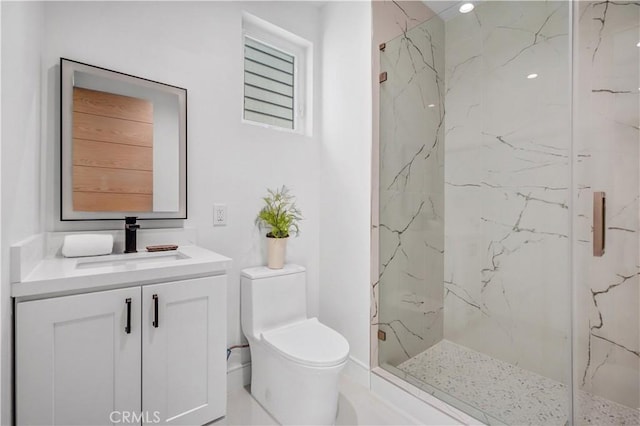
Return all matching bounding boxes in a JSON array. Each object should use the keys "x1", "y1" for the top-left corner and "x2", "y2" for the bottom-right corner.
[{"x1": 255, "y1": 186, "x2": 302, "y2": 238}]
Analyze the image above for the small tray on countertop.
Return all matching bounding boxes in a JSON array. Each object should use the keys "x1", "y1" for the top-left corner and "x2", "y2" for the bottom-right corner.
[{"x1": 146, "y1": 244, "x2": 179, "y2": 252}]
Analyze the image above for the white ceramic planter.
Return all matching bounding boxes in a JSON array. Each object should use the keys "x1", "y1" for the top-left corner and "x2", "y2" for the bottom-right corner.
[{"x1": 267, "y1": 237, "x2": 288, "y2": 269}]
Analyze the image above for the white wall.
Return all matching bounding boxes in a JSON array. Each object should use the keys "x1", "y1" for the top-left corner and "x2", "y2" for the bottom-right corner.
[
  {"x1": 3, "y1": 2, "x2": 375, "y2": 411},
  {"x1": 1, "y1": 2, "x2": 45, "y2": 423},
  {"x1": 319, "y1": 1, "x2": 372, "y2": 382},
  {"x1": 39, "y1": 0, "x2": 322, "y2": 376}
]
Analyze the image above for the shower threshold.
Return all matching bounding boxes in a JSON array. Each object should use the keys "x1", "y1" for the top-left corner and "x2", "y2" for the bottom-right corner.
[{"x1": 391, "y1": 340, "x2": 639, "y2": 426}]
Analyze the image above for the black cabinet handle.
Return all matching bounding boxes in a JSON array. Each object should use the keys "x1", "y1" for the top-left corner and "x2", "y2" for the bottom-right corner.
[
  {"x1": 125, "y1": 298, "x2": 132, "y2": 334},
  {"x1": 152, "y1": 294, "x2": 159, "y2": 328}
]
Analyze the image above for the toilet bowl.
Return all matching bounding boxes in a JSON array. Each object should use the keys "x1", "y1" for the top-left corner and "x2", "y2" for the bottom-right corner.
[{"x1": 241, "y1": 264, "x2": 350, "y2": 425}]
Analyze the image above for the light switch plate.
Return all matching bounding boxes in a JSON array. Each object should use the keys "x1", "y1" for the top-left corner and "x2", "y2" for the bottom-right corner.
[{"x1": 213, "y1": 204, "x2": 227, "y2": 226}]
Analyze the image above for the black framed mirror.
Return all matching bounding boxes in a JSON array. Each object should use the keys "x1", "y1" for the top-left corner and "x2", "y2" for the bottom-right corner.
[{"x1": 60, "y1": 58, "x2": 187, "y2": 220}]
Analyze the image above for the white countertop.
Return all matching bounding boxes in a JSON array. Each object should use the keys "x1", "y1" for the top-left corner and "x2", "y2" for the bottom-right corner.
[{"x1": 12, "y1": 245, "x2": 232, "y2": 300}]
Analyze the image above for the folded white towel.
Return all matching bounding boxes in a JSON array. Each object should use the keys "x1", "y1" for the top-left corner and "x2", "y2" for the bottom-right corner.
[{"x1": 62, "y1": 234, "x2": 114, "y2": 258}]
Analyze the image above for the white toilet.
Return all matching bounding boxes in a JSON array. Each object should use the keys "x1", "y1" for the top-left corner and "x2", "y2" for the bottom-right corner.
[{"x1": 240, "y1": 264, "x2": 350, "y2": 425}]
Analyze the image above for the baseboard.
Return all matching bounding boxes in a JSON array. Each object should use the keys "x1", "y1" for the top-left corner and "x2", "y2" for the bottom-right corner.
[
  {"x1": 342, "y1": 356, "x2": 370, "y2": 388},
  {"x1": 227, "y1": 362, "x2": 251, "y2": 392}
]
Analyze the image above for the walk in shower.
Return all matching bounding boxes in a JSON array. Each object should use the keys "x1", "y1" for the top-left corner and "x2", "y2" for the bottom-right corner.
[{"x1": 375, "y1": 1, "x2": 639, "y2": 424}]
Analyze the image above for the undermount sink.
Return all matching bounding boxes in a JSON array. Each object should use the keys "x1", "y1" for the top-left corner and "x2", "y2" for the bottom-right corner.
[
  {"x1": 75, "y1": 250, "x2": 190, "y2": 270},
  {"x1": 11, "y1": 236, "x2": 232, "y2": 300}
]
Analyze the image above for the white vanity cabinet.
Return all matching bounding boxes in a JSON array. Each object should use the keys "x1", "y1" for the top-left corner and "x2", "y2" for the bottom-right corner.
[
  {"x1": 142, "y1": 276, "x2": 227, "y2": 425},
  {"x1": 16, "y1": 287, "x2": 142, "y2": 425},
  {"x1": 16, "y1": 275, "x2": 227, "y2": 426}
]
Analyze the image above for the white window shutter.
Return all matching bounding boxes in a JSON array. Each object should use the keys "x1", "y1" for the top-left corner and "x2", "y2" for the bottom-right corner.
[{"x1": 244, "y1": 37, "x2": 295, "y2": 130}]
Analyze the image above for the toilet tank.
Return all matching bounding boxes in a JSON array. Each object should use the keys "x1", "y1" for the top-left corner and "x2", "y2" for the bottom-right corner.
[{"x1": 241, "y1": 264, "x2": 307, "y2": 337}]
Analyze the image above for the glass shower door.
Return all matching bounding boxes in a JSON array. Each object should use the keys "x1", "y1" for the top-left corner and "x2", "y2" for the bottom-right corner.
[
  {"x1": 378, "y1": 2, "x2": 573, "y2": 424},
  {"x1": 572, "y1": 2, "x2": 640, "y2": 424}
]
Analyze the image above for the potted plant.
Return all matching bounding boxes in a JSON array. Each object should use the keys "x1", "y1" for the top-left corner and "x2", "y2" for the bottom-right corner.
[{"x1": 255, "y1": 186, "x2": 302, "y2": 269}]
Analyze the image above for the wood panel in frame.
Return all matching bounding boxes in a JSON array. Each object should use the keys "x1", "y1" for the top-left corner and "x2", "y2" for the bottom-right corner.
[
  {"x1": 60, "y1": 58, "x2": 187, "y2": 220},
  {"x1": 72, "y1": 87, "x2": 154, "y2": 212}
]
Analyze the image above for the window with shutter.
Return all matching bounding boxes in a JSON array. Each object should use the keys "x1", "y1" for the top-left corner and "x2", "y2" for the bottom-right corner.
[{"x1": 243, "y1": 37, "x2": 295, "y2": 130}]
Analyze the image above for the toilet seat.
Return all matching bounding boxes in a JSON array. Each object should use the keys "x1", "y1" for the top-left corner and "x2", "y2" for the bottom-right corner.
[{"x1": 261, "y1": 318, "x2": 349, "y2": 368}]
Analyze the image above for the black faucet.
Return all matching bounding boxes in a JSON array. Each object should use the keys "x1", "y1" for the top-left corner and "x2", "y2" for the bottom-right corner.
[{"x1": 124, "y1": 216, "x2": 140, "y2": 253}]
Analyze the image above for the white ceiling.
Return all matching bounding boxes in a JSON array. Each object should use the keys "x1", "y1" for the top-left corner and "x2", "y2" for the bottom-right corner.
[
  {"x1": 423, "y1": 0, "x2": 481, "y2": 22},
  {"x1": 423, "y1": 1, "x2": 460, "y2": 16}
]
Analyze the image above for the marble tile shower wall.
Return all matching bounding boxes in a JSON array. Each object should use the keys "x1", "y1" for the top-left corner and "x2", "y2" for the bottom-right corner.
[
  {"x1": 442, "y1": 2, "x2": 572, "y2": 383},
  {"x1": 378, "y1": 15, "x2": 445, "y2": 366},
  {"x1": 574, "y1": 1, "x2": 639, "y2": 411},
  {"x1": 376, "y1": 0, "x2": 639, "y2": 419}
]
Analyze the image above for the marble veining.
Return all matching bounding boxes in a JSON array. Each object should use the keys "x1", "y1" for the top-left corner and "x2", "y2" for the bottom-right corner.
[
  {"x1": 574, "y1": 0, "x2": 640, "y2": 413},
  {"x1": 375, "y1": 0, "x2": 639, "y2": 423},
  {"x1": 378, "y1": 9, "x2": 445, "y2": 366},
  {"x1": 371, "y1": 0, "x2": 438, "y2": 371},
  {"x1": 443, "y1": 0, "x2": 571, "y2": 383}
]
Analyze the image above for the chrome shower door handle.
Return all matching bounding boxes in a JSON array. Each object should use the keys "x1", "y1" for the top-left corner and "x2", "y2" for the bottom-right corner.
[{"x1": 593, "y1": 191, "x2": 605, "y2": 257}]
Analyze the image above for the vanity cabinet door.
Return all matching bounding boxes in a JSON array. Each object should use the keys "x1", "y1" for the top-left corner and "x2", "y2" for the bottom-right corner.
[
  {"x1": 142, "y1": 275, "x2": 226, "y2": 425},
  {"x1": 16, "y1": 287, "x2": 142, "y2": 426}
]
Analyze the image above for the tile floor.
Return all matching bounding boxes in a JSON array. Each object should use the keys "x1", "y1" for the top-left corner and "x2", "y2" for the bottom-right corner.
[
  {"x1": 397, "y1": 340, "x2": 640, "y2": 426},
  {"x1": 214, "y1": 374, "x2": 423, "y2": 425}
]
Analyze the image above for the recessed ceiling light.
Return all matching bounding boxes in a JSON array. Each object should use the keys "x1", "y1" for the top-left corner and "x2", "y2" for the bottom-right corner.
[
  {"x1": 527, "y1": 73, "x2": 538, "y2": 79},
  {"x1": 637, "y1": 41, "x2": 640, "y2": 47},
  {"x1": 459, "y1": 3, "x2": 474, "y2": 13},
  {"x1": 428, "y1": 104, "x2": 435, "y2": 108}
]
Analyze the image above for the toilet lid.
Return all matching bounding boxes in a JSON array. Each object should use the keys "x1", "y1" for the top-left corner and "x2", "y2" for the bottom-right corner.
[{"x1": 262, "y1": 318, "x2": 350, "y2": 368}]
